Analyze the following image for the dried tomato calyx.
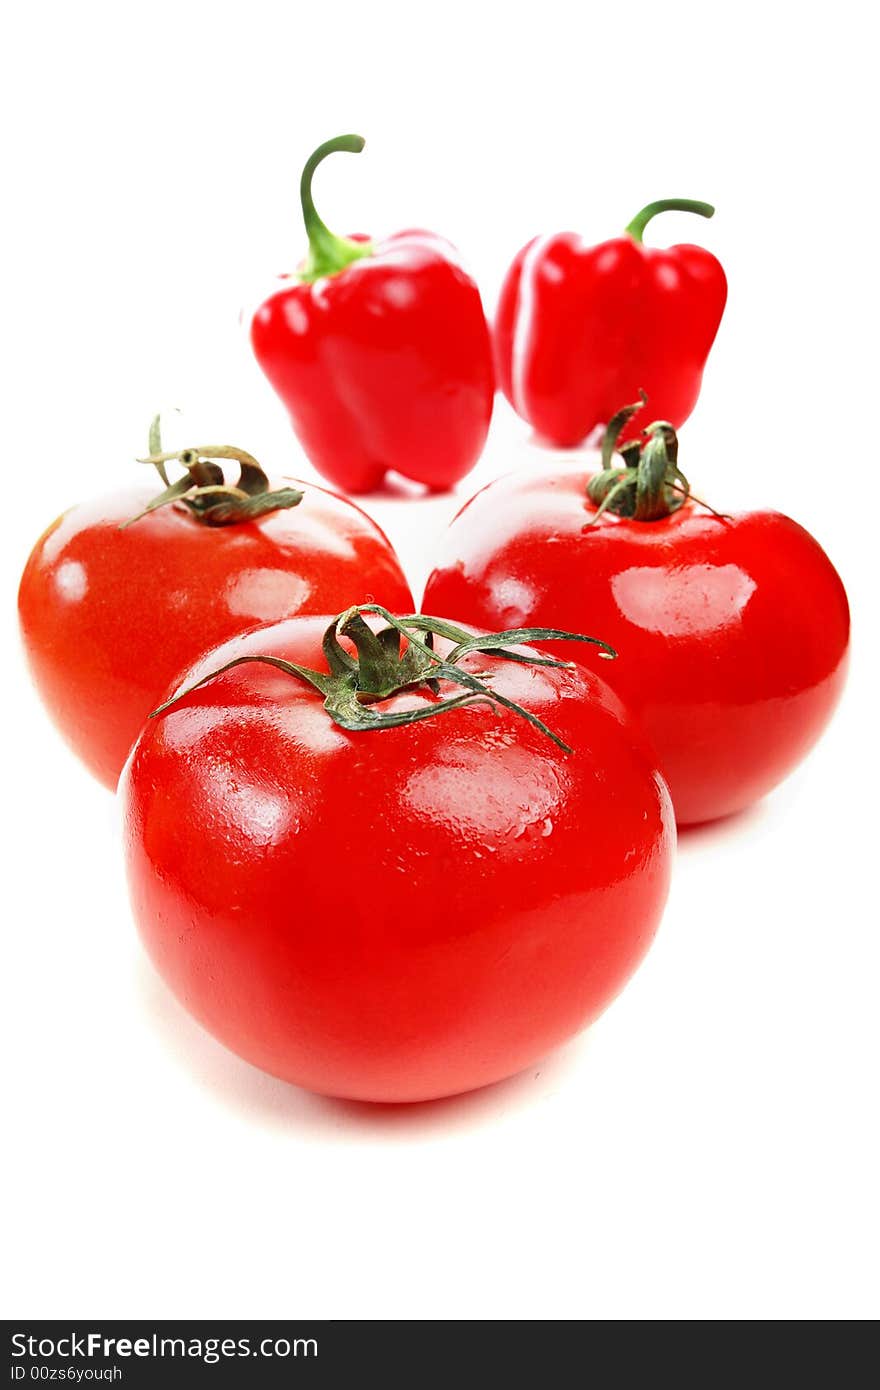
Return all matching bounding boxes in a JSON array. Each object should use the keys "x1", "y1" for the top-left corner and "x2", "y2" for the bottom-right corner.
[
  {"x1": 584, "y1": 393, "x2": 694, "y2": 524},
  {"x1": 151, "y1": 605, "x2": 617, "y2": 754},
  {"x1": 585, "y1": 395, "x2": 730, "y2": 528},
  {"x1": 120, "y1": 415, "x2": 303, "y2": 529}
]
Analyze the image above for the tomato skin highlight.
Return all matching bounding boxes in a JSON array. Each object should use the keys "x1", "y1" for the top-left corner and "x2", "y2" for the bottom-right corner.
[
  {"x1": 423, "y1": 464, "x2": 850, "y2": 826},
  {"x1": 18, "y1": 482, "x2": 413, "y2": 790},
  {"x1": 121, "y1": 616, "x2": 674, "y2": 1104}
]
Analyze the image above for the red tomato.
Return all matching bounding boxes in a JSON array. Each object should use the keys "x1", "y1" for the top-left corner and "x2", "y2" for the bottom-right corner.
[
  {"x1": 424, "y1": 462, "x2": 850, "y2": 826},
  {"x1": 121, "y1": 610, "x2": 673, "y2": 1103},
  {"x1": 18, "y1": 470, "x2": 412, "y2": 790}
]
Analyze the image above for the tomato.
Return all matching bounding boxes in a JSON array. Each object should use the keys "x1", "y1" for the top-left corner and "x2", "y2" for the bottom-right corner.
[
  {"x1": 423, "y1": 414, "x2": 849, "y2": 826},
  {"x1": 121, "y1": 607, "x2": 674, "y2": 1103},
  {"x1": 18, "y1": 441, "x2": 413, "y2": 790}
]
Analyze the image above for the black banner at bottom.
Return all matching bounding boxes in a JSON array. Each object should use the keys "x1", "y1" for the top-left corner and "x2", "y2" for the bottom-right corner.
[{"x1": 3, "y1": 1321, "x2": 555, "y2": 1384}]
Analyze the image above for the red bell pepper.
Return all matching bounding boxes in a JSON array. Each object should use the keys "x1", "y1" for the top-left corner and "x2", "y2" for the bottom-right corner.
[
  {"x1": 250, "y1": 135, "x2": 495, "y2": 494},
  {"x1": 494, "y1": 199, "x2": 727, "y2": 447}
]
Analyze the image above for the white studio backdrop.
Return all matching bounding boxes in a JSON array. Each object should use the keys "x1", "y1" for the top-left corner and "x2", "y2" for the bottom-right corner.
[{"x1": 2, "y1": 0, "x2": 877, "y2": 1320}]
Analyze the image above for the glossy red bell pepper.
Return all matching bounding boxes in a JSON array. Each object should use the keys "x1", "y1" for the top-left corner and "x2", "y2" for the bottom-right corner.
[
  {"x1": 494, "y1": 199, "x2": 727, "y2": 446},
  {"x1": 251, "y1": 135, "x2": 495, "y2": 494}
]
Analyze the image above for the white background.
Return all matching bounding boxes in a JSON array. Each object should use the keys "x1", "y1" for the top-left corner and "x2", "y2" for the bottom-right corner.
[{"x1": 2, "y1": 0, "x2": 877, "y2": 1320}]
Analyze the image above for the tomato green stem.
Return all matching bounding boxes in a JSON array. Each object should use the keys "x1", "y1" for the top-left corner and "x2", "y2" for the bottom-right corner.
[
  {"x1": 625, "y1": 199, "x2": 715, "y2": 244},
  {"x1": 299, "y1": 134, "x2": 374, "y2": 282},
  {"x1": 121, "y1": 420, "x2": 303, "y2": 529},
  {"x1": 587, "y1": 399, "x2": 692, "y2": 524},
  {"x1": 152, "y1": 606, "x2": 618, "y2": 753}
]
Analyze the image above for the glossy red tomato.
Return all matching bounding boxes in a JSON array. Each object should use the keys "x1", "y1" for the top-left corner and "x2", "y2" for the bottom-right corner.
[
  {"x1": 19, "y1": 465, "x2": 412, "y2": 790},
  {"x1": 424, "y1": 462, "x2": 850, "y2": 826},
  {"x1": 121, "y1": 609, "x2": 674, "y2": 1103}
]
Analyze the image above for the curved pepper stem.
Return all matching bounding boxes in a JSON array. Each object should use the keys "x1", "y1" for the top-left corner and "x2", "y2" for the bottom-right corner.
[
  {"x1": 625, "y1": 198, "x2": 715, "y2": 244},
  {"x1": 299, "y1": 134, "x2": 374, "y2": 282}
]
